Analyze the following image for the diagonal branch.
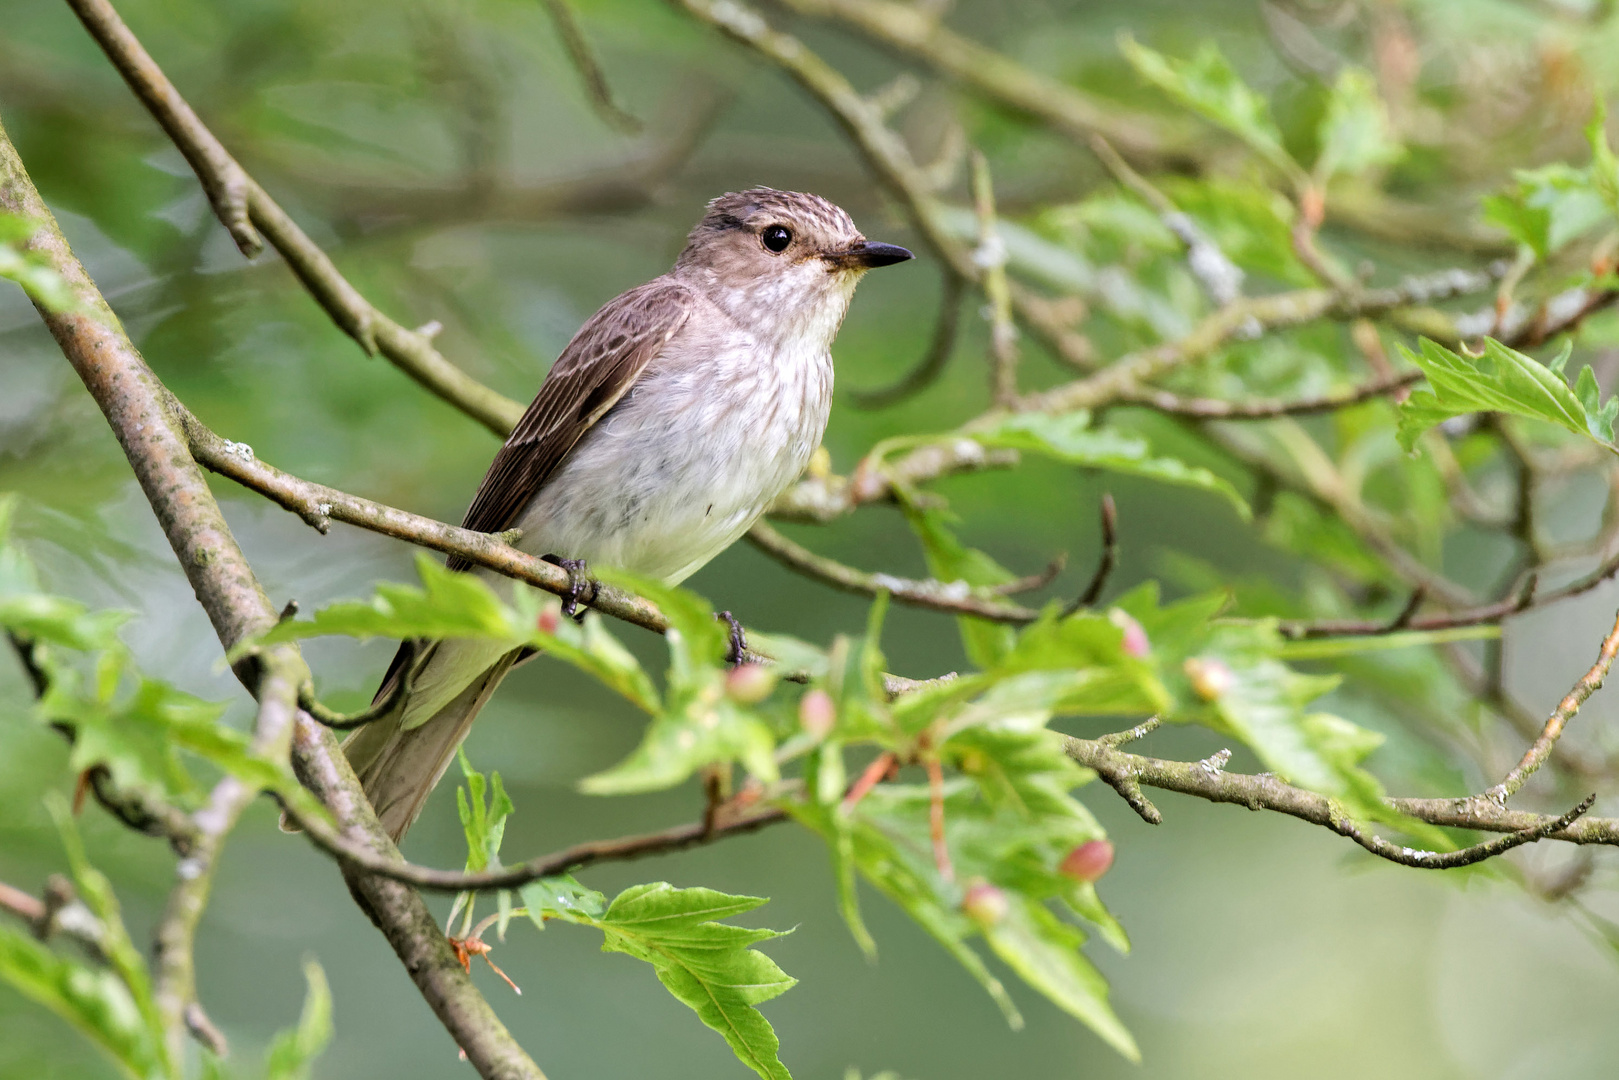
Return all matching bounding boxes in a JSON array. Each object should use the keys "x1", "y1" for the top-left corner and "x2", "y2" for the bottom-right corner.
[
  {"x1": 64, "y1": 0, "x2": 525, "y2": 437},
  {"x1": 1488, "y1": 606, "x2": 1619, "y2": 802},
  {"x1": 745, "y1": 520, "x2": 1040, "y2": 623},
  {"x1": 1115, "y1": 370, "x2": 1424, "y2": 419},
  {"x1": 849, "y1": 269, "x2": 965, "y2": 409},
  {"x1": 0, "y1": 111, "x2": 548, "y2": 1080},
  {"x1": 1063, "y1": 736, "x2": 1619, "y2": 849}
]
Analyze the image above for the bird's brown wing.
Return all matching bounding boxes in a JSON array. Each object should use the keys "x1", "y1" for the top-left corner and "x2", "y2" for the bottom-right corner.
[{"x1": 447, "y1": 276, "x2": 694, "y2": 570}]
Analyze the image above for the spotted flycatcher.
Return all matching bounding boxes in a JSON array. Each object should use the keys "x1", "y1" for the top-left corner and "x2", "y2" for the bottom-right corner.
[{"x1": 344, "y1": 188, "x2": 913, "y2": 840}]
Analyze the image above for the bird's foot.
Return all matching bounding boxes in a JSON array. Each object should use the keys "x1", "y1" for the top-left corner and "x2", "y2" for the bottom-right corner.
[
  {"x1": 542, "y1": 555, "x2": 595, "y2": 622},
  {"x1": 716, "y1": 610, "x2": 747, "y2": 666}
]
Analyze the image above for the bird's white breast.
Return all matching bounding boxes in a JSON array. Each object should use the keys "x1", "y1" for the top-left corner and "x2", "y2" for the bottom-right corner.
[{"x1": 514, "y1": 298, "x2": 836, "y2": 584}]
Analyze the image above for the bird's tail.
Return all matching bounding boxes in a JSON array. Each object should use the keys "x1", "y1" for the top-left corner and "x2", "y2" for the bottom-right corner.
[{"x1": 342, "y1": 636, "x2": 521, "y2": 843}]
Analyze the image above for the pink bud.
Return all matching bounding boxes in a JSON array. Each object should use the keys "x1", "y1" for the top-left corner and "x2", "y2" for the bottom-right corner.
[
  {"x1": 1183, "y1": 657, "x2": 1234, "y2": 701},
  {"x1": 1060, "y1": 839, "x2": 1115, "y2": 883},
  {"x1": 1108, "y1": 609, "x2": 1150, "y2": 658},
  {"x1": 961, "y1": 879, "x2": 1009, "y2": 928},
  {"x1": 798, "y1": 689, "x2": 836, "y2": 740},
  {"x1": 535, "y1": 605, "x2": 560, "y2": 635},
  {"x1": 725, "y1": 663, "x2": 777, "y2": 704}
]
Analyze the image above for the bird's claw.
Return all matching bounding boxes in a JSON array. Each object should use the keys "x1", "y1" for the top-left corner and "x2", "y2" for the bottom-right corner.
[
  {"x1": 717, "y1": 610, "x2": 747, "y2": 666},
  {"x1": 543, "y1": 555, "x2": 595, "y2": 622}
]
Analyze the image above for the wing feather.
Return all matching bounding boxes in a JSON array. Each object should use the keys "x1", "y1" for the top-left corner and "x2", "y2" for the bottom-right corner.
[{"x1": 447, "y1": 277, "x2": 693, "y2": 569}]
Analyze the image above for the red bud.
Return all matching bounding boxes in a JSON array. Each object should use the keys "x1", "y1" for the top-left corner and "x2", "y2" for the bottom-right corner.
[
  {"x1": 725, "y1": 663, "x2": 777, "y2": 704},
  {"x1": 1184, "y1": 656, "x2": 1234, "y2": 701},
  {"x1": 1060, "y1": 839, "x2": 1115, "y2": 883},
  {"x1": 798, "y1": 689, "x2": 836, "y2": 740},
  {"x1": 536, "y1": 605, "x2": 560, "y2": 635},
  {"x1": 1108, "y1": 609, "x2": 1150, "y2": 658},
  {"x1": 962, "y1": 879, "x2": 1009, "y2": 928}
]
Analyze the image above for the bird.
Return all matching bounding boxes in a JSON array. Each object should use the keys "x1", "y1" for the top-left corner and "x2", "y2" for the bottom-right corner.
[{"x1": 343, "y1": 188, "x2": 914, "y2": 842}]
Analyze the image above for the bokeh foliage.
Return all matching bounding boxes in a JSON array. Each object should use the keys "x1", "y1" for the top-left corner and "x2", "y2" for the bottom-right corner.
[{"x1": 8, "y1": 0, "x2": 1619, "y2": 1077}]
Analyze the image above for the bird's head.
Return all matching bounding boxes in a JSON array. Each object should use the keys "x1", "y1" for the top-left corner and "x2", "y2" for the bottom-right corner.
[{"x1": 675, "y1": 188, "x2": 913, "y2": 346}]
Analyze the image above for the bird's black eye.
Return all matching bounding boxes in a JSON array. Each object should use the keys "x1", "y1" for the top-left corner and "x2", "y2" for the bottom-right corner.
[{"x1": 761, "y1": 225, "x2": 793, "y2": 253}]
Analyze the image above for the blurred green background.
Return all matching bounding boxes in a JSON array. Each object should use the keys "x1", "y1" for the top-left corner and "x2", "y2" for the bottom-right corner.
[{"x1": 5, "y1": 0, "x2": 1619, "y2": 1076}]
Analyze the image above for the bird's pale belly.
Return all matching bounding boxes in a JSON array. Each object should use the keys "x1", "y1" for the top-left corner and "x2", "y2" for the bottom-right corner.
[{"x1": 513, "y1": 345, "x2": 832, "y2": 585}]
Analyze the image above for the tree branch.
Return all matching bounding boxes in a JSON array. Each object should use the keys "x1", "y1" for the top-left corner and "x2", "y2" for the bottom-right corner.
[
  {"x1": 745, "y1": 520, "x2": 1040, "y2": 623},
  {"x1": 0, "y1": 111, "x2": 548, "y2": 1080},
  {"x1": 538, "y1": 0, "x2": 642, "y2": 133},
  {"x1": 283, "y1": 797, "x2": 788, "y2": 893},
  {"x1": 849, "y1": 269, "x2": 964, "y2": 409},
  {"x1": 64, "y1": 0, "x2": 525, "y2": 437},
  {"x1": 1488, "y1": 606, "x2": 1619, "y2": 802},
  {"x1": 1115, "y1": 370, "x2": 1424, "y2": 419},
  {"x1": 1064, "y1": 736, "x2": 1619, "y2": 849}
]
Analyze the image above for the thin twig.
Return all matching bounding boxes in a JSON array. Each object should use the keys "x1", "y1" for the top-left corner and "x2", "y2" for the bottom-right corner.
[
  {"x1": 849, "y1": 270, "x2": 965, "y2": 408},
  {"x1": 1339, "y1": 795, "x2": 1596, "y2": 869},
  {"x1": 1087, "y1": 133, "x2": 1243, "y2": 306},
  {"x1": 1488, "y1": 606, "x2": 1619, "y2": 802},
  {"x1": 64, "y1": 0, "x2": 525, "y2": 437},
  {"x1": 1064, "y1": 737, "x2": 1619, "y2": 848},
  {"x1": 298, "y1": 641, "x2": 417, "y2": 731},
  {"x1": 0, "y1": 118, "x2": 549, "y2": 1080},
  {"x1": 969, "y1": 151, "x2": 1019, "y2": 406},
  {"x1": 1277, "y1": 550, "x2": 1619, "y2": 638},
  {"x1": 538, "y1": 0, "x2": 642, "y2": 133},
  {"x1": 1115, "y1": 370, "x2": 1424, "y2": 419},
  {"x1": 745, "y1": 520, "x2": 1040, "y2": 623},
  {"x1": 0, "y1": 875, "x2": 106, "y2": 956},
  {"x1": 1064, "y1": 495, "x2": 1117, "y2": 615},
  {"x1": 282, "y1": 796, "x2": 789, "y2": 893}
]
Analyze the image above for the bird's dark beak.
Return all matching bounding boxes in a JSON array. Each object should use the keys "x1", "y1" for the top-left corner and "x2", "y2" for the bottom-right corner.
[{"x1": 824, "y1": 241, "x2": 915, "y2": 269}]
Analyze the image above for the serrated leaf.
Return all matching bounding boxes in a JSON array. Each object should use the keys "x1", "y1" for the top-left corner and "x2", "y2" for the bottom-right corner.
[
  {"x1": 576, "y1": 573, "x2": 779, "y2": 795},
  {"x1": 971, "y1": 412, "x2": 1251, "y2": 519},
  {"x1": 1120, "y1": 35, "x2": 1296, "y2": 178},
  {"x1": 455, "y1": 747, "x2": 513, "y2": 874},
  {"x1": 21, "y1": 796, "x2": 175, "y2": 1080},
  {"x1": 519, "y1": 874, "x2": 606, "y2": 930},
  {"x1": 898, "y1": 497, "x2": 1017, "y2": 669},
  {"x1": 586, "y1": 883, "x2": 795, "y2": 1080},
  {"x1": 252, "y1": 553, "x2": 529, "y2": 649},
  {"x1": 264, "y1": 959, "x2": 332, "y2": 1080},
  {"x1": 1481, "y1": 164, "x2": 1608, "y2": 259},
  {"x1": 1315, "y1": 67, "x2": 1401, "y2": 181},
  {"x1": 1396, "y1": 337, "x2": 1616, "y2": 451},
  {"x1": 982, "y1": 898, "x2": 1139, "y2": 1061},
  {"x1": 0, "y1": 929, "x2": 164, "y2": 1080},
  {"x1": 578, "y1": 690, "x2": 777, "y2": 795}
]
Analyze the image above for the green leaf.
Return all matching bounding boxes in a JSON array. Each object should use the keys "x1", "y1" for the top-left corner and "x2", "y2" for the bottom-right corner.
[
  {"x1": 534, "y1": 607, "x2": 661, "y2": 713},
  {"x1": 0, "y1": 929, "x2": 165, "y2": 1080},
  {"x1": 0, "y1": 594, "x2": 129, "y2": 652},
  {"x1": 264, "y1": 959, "x2": 332, "y2": 1080},
  {"x1": 518, "y1": 874, "x2": 606, "y2": 930},
  {"x1": 982, "y1": 898, "x2": 1139, "y2": 1061},
  {"x1": 898, "y1": 498, "x2": 1018, "y2": 669},
  {"x1": 455, "y1": 747, "x2": 513, "y2": 874},
  {"x1": 1481, "y1": 164, "x2": 1608, "y2": 259},
  {"x1": 0, "y1": 214, "x2": 78, "y2": 313},
  {"x1": 1396, "y1": 337, "x2": 1616, "y2": 451},
  {"x1": 1120, "y1": 36, "x2": 1297, "y2": 179},
  {"x1": 0, "y1": 796, "x2": 177, "y2": 1080},
  {"x1": 972, "y1": 412, "x2": 1251, "y2": 519},
  {"x1": 1315, "y1": 68, "x2": 1401, "y2": 181},
  {"x1": 1587, "y1": 99, "x2": 1619, "y2": 218},
  {"x1": 253, "y1": 553, "x2": 531, "y2": 649},
  {"x1": 586, "y1": 884, "x2": 796, "y2": 1080}
]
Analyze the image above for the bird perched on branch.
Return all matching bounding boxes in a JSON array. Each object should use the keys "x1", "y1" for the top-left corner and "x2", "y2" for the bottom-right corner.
[{"x1": 344, "y1": 188, "x2": 913, "y2": 841}]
